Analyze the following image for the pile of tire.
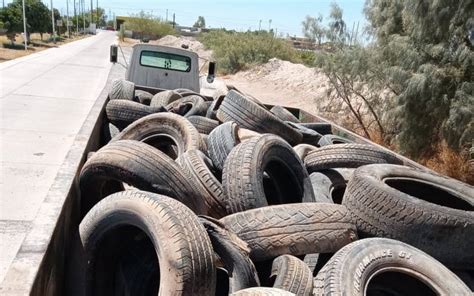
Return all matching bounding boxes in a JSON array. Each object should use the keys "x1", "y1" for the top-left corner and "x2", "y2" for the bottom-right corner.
[{"x1": 78, "y1": 79, "x2": 473, "y2": 295}]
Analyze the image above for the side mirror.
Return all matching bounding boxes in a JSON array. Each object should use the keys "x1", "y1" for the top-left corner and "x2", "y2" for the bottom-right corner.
[
  {"x1": 207, "y1": 61, "x2": 216, "y2": 83},
  {"x1": 110, "y1": 44, "x2": 118, "y2": 63}
]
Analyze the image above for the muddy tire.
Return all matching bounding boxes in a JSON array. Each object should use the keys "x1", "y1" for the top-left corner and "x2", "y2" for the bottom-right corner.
[
  {"x1": 222, "y1": 134, "x2": 315, "y2": 214},
  {"x1": 304, "y1": 143, "x2": 403, "y2": 172},
  {"x1": 200, "y1": 217, "x2": 260, "y2": 293},
  {"x1": 135, "y1": 90, "x2": 153, "y2": 105},
  {"x1": 187, "y1": 116, "x2": 220, "y2": 134},
  {"x1": 286, "y1": 122, "x2": 322, "y2": 146},
  {"x1": 270, "y1": 255, "x2": 313, "y2": 296},
  {"x1": 313, "y1": 238, "x2": 471, "y2": 296},
  {"x1": 231, "y1": 287, "x2": 295, "y2": 296},
  {"x1": 79, "y1": 191, "x2": 215, "y2": 296},
  {"x1": 207, "y1": 121, "x2": 239, "y2": 172},
  {"x1": 167, "y1": 95, "x2": 208, "y2": 117},
  {"x1": 220, "y1": 203, "x2": 357, "y2": 261},
  {"x1": 177, "y1": 150, "x2": 227, "y2": 218},
  {"x1": 109, "y1": 79, "x2": 135, "y2": 100},
  {"x1": 79, "y1": 140, "x2": 204, "y2": 216},
  {"x1": 150, "y1": 90, "x2": 182, "y2": 108},
  {"x1": 310, "y1": 168, "x2": 354, "y2": 204},
  {"x1": 318, "y1": 134, "x2": 353, "y2": 146},
  {"x1": 206, "y1": 97, "x2": 224, "y2": 120},
  {"x1": 342, "y1": 164, "x2": 474, "y2": 269},
  {"x1": 112, "y1": 113, "x2": 204, "y2": 159},
  {"x1": 216, "y1": 90, "x2": 302, "y2": 144},
  {"x1": 270, "y1": 106, "x2": 300, "y2": 123},
  {"x1": 106, "y1": 99, "x2": 157, "y2": 129},
  {"x1": 293, "y1": 144, "x2": 318, "y2": 161}
]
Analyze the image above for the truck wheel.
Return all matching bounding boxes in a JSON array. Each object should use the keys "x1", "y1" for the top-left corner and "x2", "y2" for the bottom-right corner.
[
  {"x1": 79, "y1": 140, "x2": 205, "y2": 216},
  {"x1": 112, "y1": 113, "x2": 204, "y2": 159},
  {"x1": 270, "y1": 255, "x2": 313, "y2": 296},
  {"x1": 222, "y1": 134, "x2": 315, "y2": 214},
  {"x1": 342, "y1": 164, "x2": 474, "y2": 269},
  {"x1": 304, "y1": 143, "x2": 403, "y2": 172},
  {"x1": 309, "y1": 168, "x2": 354, "y2": 204},
  {"x1": 293, "y1": 144, "x2": 318, "y2": 161},
  {"x1": 318, "y1": 134, "x2": 353, "y2": 146},
  {"x1": 207, "y1": 121, "x2": 240, "y2": 173},
  {"x1": 220, "y1": 203, "x2": 357, "y2": 261},
  {"x1": 167, "y1": 95, "x2": 208, "y2": 117},
  {"x1": 200, "y1": 217, "x2": 260, "y2": 294},
  {"x1": 187, "y1": 116, "x2": 220, "y2": 134},
  {"x1": 79, "y1": 191, "x2": 216, "y2": 296},
  {"x1": 150, "y1": 90, "x2": 182, "y2": 108},
  {"x1": 299, "y1": 123, "x2": 332, "y2": 135},
  {"x1": 216, "y1": 90, "x2": 302, "y2": 145},
  {"x1": 109, "y1": 79, "x2": 135, "y2": 100},
  {"x1": 231, "y1": 288, "x2": 295, "y2": 296},
  {"x1": 313, "y1": 238, "x2": 471, "y2": 296},
  {"x1": 270, "y1": 105, "x2": 300, "y2": 123},
  {"x1": 135, "y1": 90, "x2": 153, "y2": 105},
  {"x1": 177, "y1": 150, "x2": 227, "y2": 218},
  {"x1": 105, "y1": 99, "x2": 157, "y2": 129}
]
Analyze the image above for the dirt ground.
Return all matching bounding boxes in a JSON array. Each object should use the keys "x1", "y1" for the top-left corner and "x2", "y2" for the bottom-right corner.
[{"x1": 0, "y1": 33, "x2": 89, "y2": 62}]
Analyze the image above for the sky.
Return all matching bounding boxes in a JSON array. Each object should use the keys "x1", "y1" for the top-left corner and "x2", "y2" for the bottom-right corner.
[{"x1": 4, "y1": 0, "x2": 367, "y2": 37}]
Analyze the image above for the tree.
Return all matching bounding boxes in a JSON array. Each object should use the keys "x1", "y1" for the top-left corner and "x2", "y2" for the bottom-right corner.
[
  {"x1": 326, "y1": 2, "x2": 347, "y2": 44},
  {"x1": 194, "y1": 16, "x2": 206, "y2": 28},
  {"x1": 302, "y1": 14, "x2": 325, "y2": 45},
  {"x1": 26, "y1": 0, "x2": 50, "y2": 40}
]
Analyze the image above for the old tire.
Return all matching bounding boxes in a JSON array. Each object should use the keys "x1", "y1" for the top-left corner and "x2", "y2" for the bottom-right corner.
[
  {"x1": 299, "y1": 123, "x2": 332, "y2": 135},
  {"x1": 270, "y1": 255, "x2": 313, "y2": 296},
  {"x1": 149, "y1": 90, "x2": 182, "y2": 108},
  {"x1": 270, "y1": 106, "x2": 300, "y2": 123},
  {"x1": 135, "y1": 90, "x2": 153, "y2": 105},
  {"x1": 79, "y1": 140, "x2": 203, "y2": 216},
  {"x1": 220, "y1": 203, "x2": 357, "y2": 261},
  {"x1": 167, "y1": 95, "x2": 208, "y2": 117},
  {"x1": 216, "y1": 90, "x2": 302, "y2": 145},
  {"x1": 207, "y1": 121, "x2": 239, "y2": 172},
  {"x1": 112, "y1": 113, "x2": 204, "y2": 159},
  {"x1": 310, "y1": 168, "x2": 354, "y2": 204},
  {"x1": 109, "y1": 79, "x2": 135, "y2": 101},
  {"x1": 293, "y1": 144, "x2": 318, "y2": 161},
  {"x1": 206, "y1": 97, "x2": 224, "y2": 120},
  {"x1": 231, "y1": 288, "x2": 295, "y2": 296},
  {"x1": 177, "y1": 150, "x2": 227, "y2": 218},
  {"x1": 106, "y1": 99, "x2": 156, "y2": 129},
  {"x1": 304, "y1": 143, "x2": 403, "y2": 172},
  {"x1": 286, "y1": 122, "x2": 322, "y2": 146},
  {"x1": 342, "y1": 164, "x2": 474, "y2": 269},
  {"x1": 313, "y1": 238, "x2": 471, "y2": 295},
  {"x1": 79, "y1": 191, "x2": 215, "y2": 295},
  {"x1": 318, "y1": 134, "x2": 353, "y2": 146},
  {"x1": 187, "y1": 116, "x2": 219, "y2": 134},
  {"x1": 222, "y1": 134, "x2": 315, "y2": 214}
]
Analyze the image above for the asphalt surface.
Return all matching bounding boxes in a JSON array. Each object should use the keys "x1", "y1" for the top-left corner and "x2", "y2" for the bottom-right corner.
[{"x1": 0, "y1": 31, "x2": 116, "y2": 283}]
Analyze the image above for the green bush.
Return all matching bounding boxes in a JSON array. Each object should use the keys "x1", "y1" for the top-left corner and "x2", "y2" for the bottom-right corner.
[
  {"x1": 124, "y1": 11, "x2": 175, "y2": 39},
  {"x1": 200, "y1": 30, "x2": 311, "y2": 74}
]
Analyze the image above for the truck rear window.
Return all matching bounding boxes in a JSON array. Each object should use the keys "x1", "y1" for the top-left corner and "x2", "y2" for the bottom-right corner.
[{"x1": 140, "y1": 51, "x2": 191, "y2": 72}]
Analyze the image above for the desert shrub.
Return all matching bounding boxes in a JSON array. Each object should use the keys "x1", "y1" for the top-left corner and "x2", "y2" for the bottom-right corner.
[{"x1": 124, "y1": 11, "x2": 175, "y2": 39}]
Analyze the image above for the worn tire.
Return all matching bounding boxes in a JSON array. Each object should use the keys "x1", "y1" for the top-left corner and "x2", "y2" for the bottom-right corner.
[
  {"x1": 216, "y1": 90, "x2": 302, "y2": 144},
  {"x1": 304, "y1": 143, "x2": 403, "y2": 172},
  {"x1": 220, "y1": 203, "x2": 357, "y2": 261},
  {"x1": 79, "y1": 191, "x2": 216, "y2": 296},
  {"x1": 200, "y1": 217, "x2": 260, "y2": 294},
  {"x1": 222, "y1": 134, "x2": 315, "y2": 214},
  {"x1": 109, "y1": 79, "x2": 135, "y2": 100},
  {"x1": 286, "y1": 122, "x2": 322, "y2": 146},
  {"x1": 318, "y1": 134, "x2": 353, "y2": 146},
  {"x1": 206, "y1": 97, "x2": 223, "y2": 120},
  {"x1": 310, "y1": 168, "x2": 354, "y2": 204},
  {"x1": 79, "y1": 140, "x2": 204, "y2": 216},
  {"x1": 150, "y1": 90, "x2": 182, "y2": 108},
  {"x1": 293, "y1": 144, "x2": 318, "y2": 161},
  {"x1": 177, "y1": 150, "x2": 227, "y2": 218},
  {"x1": 231, "y1": 287, "x2": 295, "y2": 296},
  {"x1": 167, "y1": 95, "x2": 208, "y2": 117},
  {"x1": 187, "y1": 116, "x2": 219, "y2": 134},
  {"x1": 112, "y1": 113, "x2": 204, "y2": 159},
  {"x1": 270, "y1": 255, "x2": 313, "y2": 296},
  {"x1": 299, "y1": 123, "x2": 332, "y2": 135},
  {"x1": 313, "y1": 238, "x2": 471, "y2": 295},
  {"x1": 342, "y1": 164, "x2": 474, "y2": 269},
  {"x1": 270, "y1": 105, "x2": 300, "y2": 123},
  {"x1": 106, "y1": 99, "x2": 156, "y2": 129},
  {"x1": 135, "y1": 89, "x2": 153, "y2": 105},
  {"x1": 207, "y1": 121, "x2": 239, "y2": 172}
]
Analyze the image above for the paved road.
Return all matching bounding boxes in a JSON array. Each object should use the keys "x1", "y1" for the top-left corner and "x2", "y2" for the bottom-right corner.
[{"x1": 0, "y1": 31, "x2": 116, "y2": 282}]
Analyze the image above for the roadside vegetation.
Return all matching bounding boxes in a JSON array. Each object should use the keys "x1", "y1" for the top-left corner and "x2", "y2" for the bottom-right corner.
[
  {"x1": 122, "y1": 11, "x2": 175, "y2": 41},
  {"x1": 200, "y1": 1, "x2": 473, "y2": 183}
]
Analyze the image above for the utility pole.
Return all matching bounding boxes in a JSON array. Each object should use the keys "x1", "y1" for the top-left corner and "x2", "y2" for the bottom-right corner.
[
  {"x1": 172, "y1": 13, "x2": 175, "y2": 28},
  {"x1": 74, "y1": 0, "x2": 78, "y2": 34},
  {"x1": 96, "y1": 0, "x2": 98, "y2": 24},
  {"x1": 51, "y1": 0, "x2": 56, "y2": 43},
  {"x1": 66, "y1": 0, "x2": 70, "y2": 38},
  {"x1": 166, "y1": 9, "x2": 168, "y2": 22},
  {"x1": 22, "y1": 0, "x2": 27, "y2": 50},
  {"x1": 268, "y1": 19, "x2": 272, "y2": 31},
  {"x1": 82, "y1": 0, "x2": 85, "y2": 34},
  {"x1": 90, "y1": 0, "x2": 92, "y2": 24},
  {"x1": 258, "y1": 19, "x2": 262, "y2": 31}
]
